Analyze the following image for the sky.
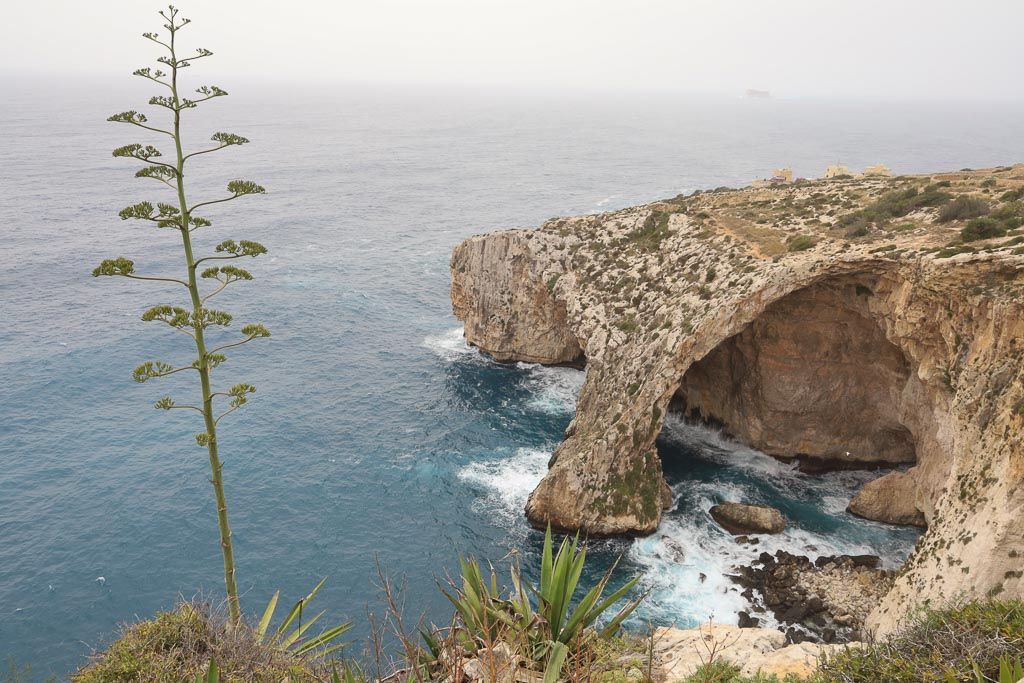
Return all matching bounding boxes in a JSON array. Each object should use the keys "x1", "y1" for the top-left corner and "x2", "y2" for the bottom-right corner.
[{"x1": 2, "y1": 0, "x2": 1022, "y2": 100}]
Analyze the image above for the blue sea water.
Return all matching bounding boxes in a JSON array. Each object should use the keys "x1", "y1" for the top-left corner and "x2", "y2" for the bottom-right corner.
[{"x1": 2, "y1": 77, "x2": 1024, "y2": 677}]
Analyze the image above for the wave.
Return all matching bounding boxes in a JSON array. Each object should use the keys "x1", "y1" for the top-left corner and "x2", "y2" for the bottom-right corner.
[
  {"x1": 422, "y1": 327, "x2": 479, "y2": 362},
  {"x1": 518, "y1": 363, "x2": 585, "y2": 415},
  {"x1": 660, "y1": 416, "x2": 882, "y2": 502},
  {"x1": 631, "y1": 489, "x2": 882, "y2": 628},
  {"x1": 423, "y1": 328, "x2": 585, "y2": 415},
  {"x1": 458, "y1": 447, "x2": 550, "y2": 523}
]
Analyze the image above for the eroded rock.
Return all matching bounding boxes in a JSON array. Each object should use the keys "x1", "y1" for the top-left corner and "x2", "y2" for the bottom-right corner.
[
  {"x1": 848, "y1": 470, "x2": 927, "y2": 527},
  {"x1": 711, "y1": 502, "x2": 786, "y2": 534},
  {"x1": 653, "y1": 622, "x2": 853, "y2": 680},
  {"x1": 733, "y1": 551, "x2": 892, "y2": 643}
]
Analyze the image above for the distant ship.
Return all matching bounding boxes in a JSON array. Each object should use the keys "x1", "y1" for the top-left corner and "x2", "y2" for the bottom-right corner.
[{"x1": 745, "y1": 88, "x2": 771, "y2": 99}]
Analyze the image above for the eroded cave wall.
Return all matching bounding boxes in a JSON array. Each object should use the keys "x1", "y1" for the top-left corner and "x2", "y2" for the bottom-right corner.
[{"x1": 673, "y1": 279, "x2": 918, "y2": 470}]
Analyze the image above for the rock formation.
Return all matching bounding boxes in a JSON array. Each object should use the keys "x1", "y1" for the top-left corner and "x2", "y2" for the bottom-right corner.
[
  {"x1": 710, "y1": 502, "x2": 786, "y2": 534},
  {"x1": 847, "y1": 470, "x2": 927, "y2": 527},
  {"x1": 451, "y1": 166, "x2": 1024, "y2": 634},
  {"x1": 733, "y1": 551, "x2": 892, "y2": 644},
  {"x1": 653, "y1": 622, "x2": 851, "y2": 680}
]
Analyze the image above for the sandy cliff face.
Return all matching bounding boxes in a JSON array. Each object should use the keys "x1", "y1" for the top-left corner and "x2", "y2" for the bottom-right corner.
[{"x1": 450, "y1": 166, "x2": 1024, "y2": 634}]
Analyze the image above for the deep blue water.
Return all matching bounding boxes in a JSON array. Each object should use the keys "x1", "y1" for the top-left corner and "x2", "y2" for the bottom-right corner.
[{"x1": 2, "y1": 78, "x2": 1023, "y2": 677}]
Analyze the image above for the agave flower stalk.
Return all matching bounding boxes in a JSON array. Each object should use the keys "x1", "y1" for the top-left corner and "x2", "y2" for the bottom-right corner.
[{"x1": 94, "y1": 5, "x2": 269, "y2": 625}]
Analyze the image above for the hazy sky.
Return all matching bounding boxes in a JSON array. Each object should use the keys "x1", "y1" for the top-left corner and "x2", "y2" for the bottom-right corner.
[{"x1": 3, "y1": 0, "x2": 1022, "y2": 100}]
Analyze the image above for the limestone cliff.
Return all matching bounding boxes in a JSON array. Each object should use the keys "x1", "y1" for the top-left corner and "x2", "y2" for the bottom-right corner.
[{"x1": 450, "y1": 166, "x2": 1024, "y2": 634}]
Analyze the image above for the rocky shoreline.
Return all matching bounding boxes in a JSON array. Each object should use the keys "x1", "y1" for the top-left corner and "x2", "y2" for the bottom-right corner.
[
  {"x1": 732, "y1": 550, "x2": 895, "y2": 644},
  {"x1": 653, "y1": 622, "x2": 853, "y2": 680}
]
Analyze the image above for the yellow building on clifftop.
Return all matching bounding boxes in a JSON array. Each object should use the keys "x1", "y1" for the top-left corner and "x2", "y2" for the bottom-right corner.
[{"x1": 825, "y1": 165, "x2": 850, "y2": 178}]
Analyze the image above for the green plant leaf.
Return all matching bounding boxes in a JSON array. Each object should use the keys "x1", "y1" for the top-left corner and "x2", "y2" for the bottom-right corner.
[
  {"x1": 256, "y1": 590, "x2": 279, "y2": 640},
  {"x1": 294, "y1": 622, "x2": 353, "y2": 655},
  {"x1": 543, "y1": 641, "x2": 568, "y2": 683},
  {"x1": 276, "y1": 577, "x2": 327, "y2": 638}
]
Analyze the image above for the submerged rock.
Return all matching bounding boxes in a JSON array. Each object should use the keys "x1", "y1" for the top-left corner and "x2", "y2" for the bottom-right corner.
[
  {"x1": 711, "y1": 502, "x2": 787, "y2": 534},
  {"x1": 848, "y1": 470, "x2": 927, "y2": 527}
]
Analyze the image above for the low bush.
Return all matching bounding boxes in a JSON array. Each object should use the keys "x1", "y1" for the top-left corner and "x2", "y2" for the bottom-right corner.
[
  {"x1": 937, "y1": 195, "x2": 990, "y2": 223},
  {"x1": 1000, "y1": 187, "x2": 1024, "y2": 202},
  {"x1": 423, "y1": 527, "x2": 644, "y2": 682},
  {"x1": 839, "y1": 185, "x2": 951, "y2": 227},
  {"x1": 626, "y1": 210, "x2": 674, "y2": 250},
  {"x1": 814, "y1": 600, "x2": 1024, "y2": 682},
  {"x1": 787, "y1": 235, "x2": 817, "y2": 252},
  {"x1": 73, "y1": 604, "x2": 329, "y2": 682},
  {"x1": 684, "y1": 661, "x2": 801, "y2": 682},
  {"x1": 991, "y1": 201, "x2": 1024, "y2": 222},
  {"x1": 844, "y1": 225, "x2": 869, "y2": 238},
  {"x1": 961, "y1": 217, "x2": 1007, "y2": 242}
]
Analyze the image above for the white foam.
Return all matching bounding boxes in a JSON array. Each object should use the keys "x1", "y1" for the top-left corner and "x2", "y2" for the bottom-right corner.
[
  {"x1": 624, "y1": 417, "x2": 915, "y2": 625},
  {"x1": 629, "y1": 497, "x2": 879, "y2": 628},
  {"x1": 630, "y1": 516, "x2": 750, "y2": 627},
  {"x1": 459, "y1": 448, "x2": 550, "y2": 522},
  {"x1": 422, "y1": 327, "x2": 478, "y2": 361},
  {"x1": 518, "y1": 363, "x2": 586, "y2": 415},
  {"x1": 457, "y1": 412, "x2": 917, "y2": 630},
  {"x1": 661, "y1": 415, "x2": 797, "y2": 480},
  {"x1": 822, "y1": 495, "x2": 852, "y2": 515}
]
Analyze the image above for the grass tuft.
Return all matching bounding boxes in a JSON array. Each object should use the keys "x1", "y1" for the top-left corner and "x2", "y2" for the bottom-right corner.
[{"x1": 814, "y1": 600, "x2": 1024, "y2": 682}]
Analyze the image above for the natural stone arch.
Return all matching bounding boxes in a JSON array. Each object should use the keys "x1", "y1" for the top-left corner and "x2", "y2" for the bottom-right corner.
[
  {"x1": 669, "y1": 274, "x2": 920, "y2": 473},
  {"x1": 451, "y1": 171, "x2": 1024, "y2": 633}
]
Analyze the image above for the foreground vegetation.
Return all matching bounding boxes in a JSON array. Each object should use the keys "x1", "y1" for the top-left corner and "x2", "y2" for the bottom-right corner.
[
  {"x1": 813, "y1": 599, "x2": 1024, "y2": 683},
  {"x1": 70, "y1": 579, "x2": 1024, "y2": 682},
  {"x1": 680, "y1": 599, "x2": 1024, "y2": 683}
]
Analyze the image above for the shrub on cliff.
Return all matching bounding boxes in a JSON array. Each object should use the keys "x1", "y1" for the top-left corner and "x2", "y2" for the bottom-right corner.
[
  {"x1": 787, "y1": 235, "x2": 817, "y2": 252},
  {"x1": 1000, "y1": 187, "x2": 1024, "y2": 202},
  {"x1": 838, "y1": 184, "x2": 951, "y2": 228},
  {"x1": 73, "y1": 603, "x2": 331, "y2": 682},
  {"x1": 684, "y1": 661, "x2": 802, "y2": 682},
  {"x1": 813, "y1": 599, "x2": 1024, "y2": 682},
  {"x1": 937, "y1": 195, "x2": 990, "y2": 223},
  {"x1": 960, "y1": 217, "x2": 1007, "y2": 242},
  {"x1": 419, "y1": 527, "x2": 644, "y2": 682}
]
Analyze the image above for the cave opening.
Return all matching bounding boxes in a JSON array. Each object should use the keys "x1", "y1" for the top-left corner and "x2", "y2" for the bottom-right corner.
[{"x1": 667, "y1": 277, "x2": 919, "y2": 473}]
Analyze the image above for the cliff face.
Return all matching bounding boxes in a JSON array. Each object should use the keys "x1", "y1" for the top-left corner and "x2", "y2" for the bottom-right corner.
[
  {"x1": 450, "y1": 166, "x2": 1024, "y2": 635},
  {"x1": 451, "y1": 234, "x2": 583, "y2": 365}
]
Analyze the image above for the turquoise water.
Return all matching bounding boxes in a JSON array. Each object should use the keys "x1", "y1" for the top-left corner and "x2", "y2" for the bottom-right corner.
[{"x1": 2, "y1": 78, "x2": 1022, "y2": 677}]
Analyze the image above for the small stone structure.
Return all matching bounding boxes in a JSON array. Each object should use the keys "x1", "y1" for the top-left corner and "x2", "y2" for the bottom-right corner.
[{"x1": 824, "y1": 164, "x2": 850, "y2": 178}]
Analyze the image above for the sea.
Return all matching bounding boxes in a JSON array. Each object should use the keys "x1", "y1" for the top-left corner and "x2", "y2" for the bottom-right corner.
[{"x1": 3, "y1": 77, "x2": 1023, "y2": 678}]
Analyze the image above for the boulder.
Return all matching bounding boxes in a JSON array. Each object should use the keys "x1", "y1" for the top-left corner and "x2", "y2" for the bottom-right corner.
[
  {"x1": 847, "y1": 471, "x2": 926, "y2": 527},
  {"x1": 710, "y1": 502, "x2": 786, "y2": 534},
  {"x1": 654, "y1": 623, "x2": 854, "y2": 680}
]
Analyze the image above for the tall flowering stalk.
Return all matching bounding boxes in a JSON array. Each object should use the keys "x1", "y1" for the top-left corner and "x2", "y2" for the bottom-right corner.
[{"x1": 94, "y1": 5, "x2": 269, "y2": 625}]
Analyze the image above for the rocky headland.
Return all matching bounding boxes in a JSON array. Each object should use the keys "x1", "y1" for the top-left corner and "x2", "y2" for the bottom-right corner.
[{"x1": 451, "y1": 166, "x2": 1024, "y2": 635}]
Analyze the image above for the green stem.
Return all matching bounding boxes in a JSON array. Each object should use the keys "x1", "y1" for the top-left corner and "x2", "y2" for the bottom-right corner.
[{"x1": 168, "y1": 23, "x2": 241, "y2": 626}]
